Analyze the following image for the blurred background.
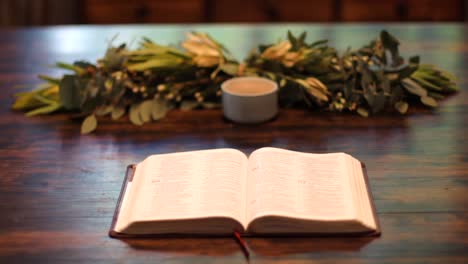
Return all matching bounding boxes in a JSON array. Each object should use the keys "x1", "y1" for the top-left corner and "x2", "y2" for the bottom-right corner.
[{"x1": 0, "y1": 0, "x2": 467, "y2": 26}]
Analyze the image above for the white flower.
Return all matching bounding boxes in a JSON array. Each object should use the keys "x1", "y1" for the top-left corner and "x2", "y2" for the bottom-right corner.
[
  {"x1": 261, "y1": 40, "x2": 292, "y2": 60},
  {"x1": 182, "y1": 32, "x2": 223, "y2": 67}
]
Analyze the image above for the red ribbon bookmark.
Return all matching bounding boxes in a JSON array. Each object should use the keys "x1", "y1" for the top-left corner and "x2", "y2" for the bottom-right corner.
[{"x1": 233, "y1": 231, "x2": 250, "y2": 261}]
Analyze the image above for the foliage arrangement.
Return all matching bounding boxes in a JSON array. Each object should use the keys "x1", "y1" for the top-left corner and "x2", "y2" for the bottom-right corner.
[{"x1": 12, "y1": 30, "x2": 458, "y2": 133}]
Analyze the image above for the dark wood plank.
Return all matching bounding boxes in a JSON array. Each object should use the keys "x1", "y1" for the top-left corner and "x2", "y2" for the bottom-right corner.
[
  {"x1": 83, "y1": 0, "x2": 205, "y2": 24},
  {"x1": 1, "y1": 213, "x2": 467, "y2": 263},
  {"x1": 0, "y1": 24, "x2": 467, "y2": 263}
]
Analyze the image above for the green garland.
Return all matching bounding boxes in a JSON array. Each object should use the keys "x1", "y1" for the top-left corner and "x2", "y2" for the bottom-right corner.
[{"x1": 12, "y1": 30, "x2": 458, "y2": 134}]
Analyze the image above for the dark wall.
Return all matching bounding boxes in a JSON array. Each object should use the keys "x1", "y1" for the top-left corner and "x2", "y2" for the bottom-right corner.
[
  {"x1": 0, "y1": 0, "x2": 466, "y2": 26},
  {"x1": 0, "y1": 0, "x2": 80, "y2": 26}
]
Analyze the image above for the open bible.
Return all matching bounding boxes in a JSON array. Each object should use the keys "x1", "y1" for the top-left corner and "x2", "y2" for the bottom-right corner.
[{"x1": 109, "y1": 148, "x2": 380, "y2": 237}]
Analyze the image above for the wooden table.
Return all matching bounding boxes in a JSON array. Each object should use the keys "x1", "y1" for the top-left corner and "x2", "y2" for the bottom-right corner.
[{"x1": 0, "y1": 24, "x2": 467, "y2": 263}]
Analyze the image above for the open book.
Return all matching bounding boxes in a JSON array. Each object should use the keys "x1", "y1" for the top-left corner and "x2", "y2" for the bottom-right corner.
[{"x1": 109, "y1": 148, "x2": 380, "y2": 237}]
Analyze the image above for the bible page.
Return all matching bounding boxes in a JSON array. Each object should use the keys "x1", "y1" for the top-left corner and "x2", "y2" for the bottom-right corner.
[
  {"x1": 115, "y1": 149, "x2": 248, "y2": 232},
  {"x1": 246, "y1": 148, "x2": 355, "y2": 222}
]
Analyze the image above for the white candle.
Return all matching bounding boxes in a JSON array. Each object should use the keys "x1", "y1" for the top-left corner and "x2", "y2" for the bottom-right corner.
[{"x1": 221, "y1": 77, "x2": 278, "y2": 124}]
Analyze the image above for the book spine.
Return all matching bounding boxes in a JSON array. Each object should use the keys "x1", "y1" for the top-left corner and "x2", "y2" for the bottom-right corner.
[{"x1": 108, "y1": 165, "x2": 136, "y2": 238}]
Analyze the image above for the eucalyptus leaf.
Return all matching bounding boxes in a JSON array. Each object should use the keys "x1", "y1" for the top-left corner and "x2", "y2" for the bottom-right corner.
[
  {"x1": 395, "y1": 101, "x2": 408, "y2": 114},
  {"x1": 151, "y1": 99, "x2": 168, "y2": 120},
  {"x1": 10, "y1": 30, "x2": 461, "y2": 124},
  {"x1": 278, "y1": 85, "x2": 304, "y2": 106},
  {"x1": 59, "y1": 75, "x2": 82, "y2": 110},
  {"x1": 371, "y1": 93, "x2": 386, "y2": 113},
  {"x1": 129, "y1": 104, "x2": 143, "y2": 126},
  {"x1": 180, "y1": 100, "x2": 199, "y2": 111},
  {"x1": 363, "y1": 91, "x2": 375, "y2": 108},
  {"x1": 95, "y1": 105, "x2": 114, "y2": 117},
  {"x1": 111, "y1": 106, "x2": 125, "y2": 120},
  {"x1": 81, "y1": 114, "x2": 97, "y2": 134},
  {"x1": 139, "y1": 100, "x2": 153, "y2": 123}
]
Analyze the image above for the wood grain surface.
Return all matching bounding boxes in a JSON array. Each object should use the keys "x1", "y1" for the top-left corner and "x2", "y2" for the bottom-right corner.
[{"x1": 0, "y1": 24, "x2": 467, "y2": 263}]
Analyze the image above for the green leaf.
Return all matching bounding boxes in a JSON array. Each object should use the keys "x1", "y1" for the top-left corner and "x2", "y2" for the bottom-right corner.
[
  {"x1": 12, "y1": 92, "x2": 44, "y2": 110},
  {"x1": 371, "y1": 93, "x2": 386, "y2": 113},
  {"x1": 395, "y1": 101, "x2": 408, "y2": 114},
  {"x1": 380, "y1": 30, "x2": 402, "y2": 66},
  {"x1": 409, "y1": 56, "x2": 420, "y2": 65},
  {"x1": 129, "y1": 104, "x2": 143, "y2": 125},
  {"x1": 428, "y1": 92, "x2": 445, "y2": 100},
  {"x1": 279, "y1": 78, "x2": 287, "y2": 88},
  {"x1": 180, "y1": 100, "x2": 199, "y2": 111},
  {"x1": 401, "y1": 78, "x2": 427, "y2": 97},
  {"x1": 25, "y1": 103, "x2": 61, "y2": 117},
  {"x1": 438, "y1": 68, "x2": 457, "y2": 82},
  {"x1": 264, "y1": 72, "x2": 276, "y2": 81},
  {"x1": 446, "y1": 83, "x2": 459, "y2": 93},
  {"x1": 127, "y1": 57, "x2": 183, "y2": 71},
  {"x1": 55, "y1": 62, "x2": 85, "y2": 75},
  {"x1": 298, "y1": 31, "x2": 307, "y2": 43},
  {"x1": 59, "y1": 75, "x2": 82, "y2": 110},
  {"x1": 81, "y1": 114, "x2": 97, "y2": 134},
  {"x1": 101, "y1": 46, "x2": 127, "y2": 70},
  {"x1": 126, "y1": 44, "x2": 190, "y2": 59},
  {"x1": 287, "y1": 30, "x2": 298, "y2": 50},
  {"x1": 139, "y1": 100, "x2": 153, "y2": 123},
  {"x1": 357, "y1": 107, "x2": 369, "y2": 117},
  {"x1": 95, "y1": 105, "x2": 114, "y2": 117},
  {"x1": 380, "y1": 30, "x2": 399, "y2": 50},
  {"x1": 398, "y1": 64, "x2": 419, "y2": 79},
  {"x1": 420, "y1": 96, "x2": 438, "y2": 108},
  {"x1": 411, "y1": 71, "x2": 443, "y2": 83},
  {"x1": 410, "y1": 76, "x2": 442, "y2": 92},
  {"x1": 33, "y1": 94, "x2": 58, "y2": 105},
  {"x1": 220, "y1": 63, "x2": 239, "y2": 76},
  {"x1": 111, "y1": 106, "x2": 125, "y2": 120},
  {"x1": 309, "y1": 39, "x2": 328, "y2": 48},
  {"x1": 38, "y1": 75, "x2": 61, "y2": 85},
  {"x1": 202, "y1": 102, "x2": 221, "y2": 109},
  {"x1": 151, "y1": 99, "x2": 168, "y2": 121},
  {"x1": 363, "y1": 91, "x2": 375, "y2": 108}
]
